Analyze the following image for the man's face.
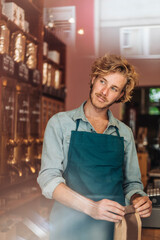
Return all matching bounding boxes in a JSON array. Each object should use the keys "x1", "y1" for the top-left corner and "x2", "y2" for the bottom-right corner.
[{"x1": 90, "y1": 72, "x2": 127, "y2": 110}]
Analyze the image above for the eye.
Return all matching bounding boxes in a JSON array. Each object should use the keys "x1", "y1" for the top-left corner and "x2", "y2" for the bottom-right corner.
[
  {"x1": 99, "y1": 79, "x2": 106, "y2": 84},
  {"x1": 111, "y1": 86, "x2": 118, "y2": 92}
]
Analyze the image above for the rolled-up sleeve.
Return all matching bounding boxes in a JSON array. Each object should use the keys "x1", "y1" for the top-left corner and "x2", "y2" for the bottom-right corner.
[
  {"x1": 37, "y1": 115, "x2": 66, "y2": 199},
  {"x1": 123, "y1": 128, "x2": 147, "y2": 205}
]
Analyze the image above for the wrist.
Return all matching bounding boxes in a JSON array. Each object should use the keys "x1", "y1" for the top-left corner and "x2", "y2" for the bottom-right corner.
[
  {"x1": 84, "y1": 199, "x2": 96, "y2": 217},
  {"x1": 130, "y1": 193, "x2": 142, "y2": 204}
]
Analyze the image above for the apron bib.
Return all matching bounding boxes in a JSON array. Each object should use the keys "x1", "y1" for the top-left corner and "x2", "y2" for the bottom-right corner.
[{"x1": 50, "y1": 119, "x2": 125, "y2": 240}]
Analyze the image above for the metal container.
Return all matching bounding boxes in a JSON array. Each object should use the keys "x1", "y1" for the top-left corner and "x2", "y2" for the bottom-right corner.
[
  {"x1": 26, "y1": 41, "x2": 37, "y2": 69},
  {"x1": 10, "y1": 31, "x2": 26, "y2": 62},
  {"x1": 0, "y1": 21, "x2": 10, "y2": 54}
]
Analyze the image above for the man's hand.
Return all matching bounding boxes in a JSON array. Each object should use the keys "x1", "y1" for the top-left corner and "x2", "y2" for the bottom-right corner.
[
  {"x1": 53, "y1": 183, "x2": 125, "y2": 222},
  {"x1": 131, "y1": 195, "x2": 152, "y2": 218},
  {"x1": 89, "y1": 199, "x2": 125, "y2": 222}
]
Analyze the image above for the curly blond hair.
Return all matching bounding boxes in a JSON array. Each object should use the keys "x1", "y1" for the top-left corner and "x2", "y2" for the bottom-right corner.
[{"x1": 90, "y1": 54, "x2": 139, "y2": 103}]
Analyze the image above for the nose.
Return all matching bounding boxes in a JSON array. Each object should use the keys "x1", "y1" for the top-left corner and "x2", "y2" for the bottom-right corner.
[{"x1": 101, "y1": 86, "x2": 109, "y2": 96}]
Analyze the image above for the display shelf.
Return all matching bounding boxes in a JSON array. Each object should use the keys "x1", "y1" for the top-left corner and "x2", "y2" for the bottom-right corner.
[
  {"x1": 1, "y1": 14, "x2": 40, "y2": 44},
  {"x1": 42, "y1": 26, "x2": 66, "y2": 101},
  {"x1": 44, "y1": 26, "x2": 66, "y2": 49},
  {"x1": 0, "y1": 0, "x2": 44, "y2": 197},
  {"x1": 3, "y1": 0, "x2": 43, "y2": 40},
  {"x1": 43, "y1": 55, "x2": 64, "y2": 70},
  {"x1": 41, "y1": 95, "x2": 65, "y2": 136},
  {"x1": 44, "y1": 27, "x2": 66, "y2": 74},
  {"x1": 42, "y1": 88, "x2": 66, "y2": 101},
  {"x1": 0, "y1": 0, "x2": 66, "y2": 222},
  {"x1": 5, "y1": 0, "x2": 42, "y2": 15}
]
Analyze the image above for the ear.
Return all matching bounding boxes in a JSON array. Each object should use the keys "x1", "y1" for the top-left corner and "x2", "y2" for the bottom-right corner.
[{"x1": 91, "y1": 77, "x2": 96, "y2": 85}]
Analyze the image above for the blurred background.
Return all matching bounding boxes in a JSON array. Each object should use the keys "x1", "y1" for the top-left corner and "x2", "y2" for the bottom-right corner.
[{"x1": 0, "y1": 0, "x2": 160, "y2": 239}]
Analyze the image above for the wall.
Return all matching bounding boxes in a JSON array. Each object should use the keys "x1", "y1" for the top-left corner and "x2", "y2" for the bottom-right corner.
[
  {"x1": 99, "y1": 27, "x2": 160, "y2": 86},
  {"x1": 44, "y1": 0, "x2": 160, "y2": 119},
  {"x1": 44, "y1": 0, "x2": 95, "y2": 110},
  {"x1": 95, "y1": 0, "x2": 160, "y2": 118},
  {"x1": 96, "y1": 0, "x2": 160, "y2": 86}
]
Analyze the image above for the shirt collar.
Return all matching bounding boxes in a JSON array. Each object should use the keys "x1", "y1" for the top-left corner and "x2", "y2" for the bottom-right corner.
[
  {"x1": 72, "y1": 101, "x2": 120, "y2": 129},
  {"x1": 72, "y1": 101, "x2": 88, "y2": 122},
  {"x1": 107, "y1": 109, "x2": 119, "y2": 129}
]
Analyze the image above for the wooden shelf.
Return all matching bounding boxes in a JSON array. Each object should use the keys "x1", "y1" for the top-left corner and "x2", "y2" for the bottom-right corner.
[
  {"x1": 5, "y1": 0, "x2": 42, "y2": 15},
  {"x1": 43, "y1": 56, "x2": 64, "y2": 70},
  {"x1": 44, "y1": 26, "x2": 66, "y2": 49},
  {"x1": 1, "y1": 14, "x2": 40, "y2": 44},
  {"x1": 0, "y1": 0, "x2": 65, "y2": 222},
  {"x1": 42, "y1": 89, "x2": 66, "y2": 101},
  {"x1": 43, "y1": 26, "x2": 66, "y2": 88}
]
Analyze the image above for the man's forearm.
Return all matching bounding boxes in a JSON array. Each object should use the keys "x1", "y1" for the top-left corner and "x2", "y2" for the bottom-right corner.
[
  {"x1": 52, "y1": 182, "x2": 94, "y2": 216},
  {"x1": 52, "y1": 183, "x2": 125, "y2": 222}
]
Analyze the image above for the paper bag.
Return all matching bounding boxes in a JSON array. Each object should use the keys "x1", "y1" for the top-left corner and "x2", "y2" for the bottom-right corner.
[{"x1": 114, "y1": 205, "x2": 141, "y2": 240}]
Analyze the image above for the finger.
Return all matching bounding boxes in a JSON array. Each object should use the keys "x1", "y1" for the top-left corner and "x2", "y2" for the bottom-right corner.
[
  {"x1": 99, "y1": 199, "x2": 125, "y2": 216},
  {"x1": 138, "y1": 206, "x2": 152, "y2": 217},
  {"x1": 102, "y1": 210, "x2": 124, "y2": 222},
  {"x1": 104, "y1": 199, "x2": 125, "y2": 211},
  {"x1": 136, "y1": 200, "x2": 152, "y2": 212},
  {"x1": 134, "y1": 197, "x2": 148, "y2": 208},
  {"x1": 100, "y1": 215, "x2": 121, "y2": 223},
  {"x1": 140, "y1": 211, "x2": 152, "y2": 218},
  {"x1": 107, "y1": 205, "x2": 125, "y2": 217}
]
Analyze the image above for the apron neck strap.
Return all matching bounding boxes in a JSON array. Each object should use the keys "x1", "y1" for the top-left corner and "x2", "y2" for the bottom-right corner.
[
  {"x1": 76, "y1": 119, "x2": 80, "y2": 131},
  {"x1": 115, "y1": 127, "x2": 120, "y2": 137},
  {"x1": 76, "y1": 119, "x2": 120, "y2": 136}
]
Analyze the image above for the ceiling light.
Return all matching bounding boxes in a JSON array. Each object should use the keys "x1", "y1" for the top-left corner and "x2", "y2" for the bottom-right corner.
[
  {"x1": 77, "y1": 28, "x2": 84, "y2": 35},
  {"x1": 68, "y1": 18, "x2": 75, "y2": 23}
]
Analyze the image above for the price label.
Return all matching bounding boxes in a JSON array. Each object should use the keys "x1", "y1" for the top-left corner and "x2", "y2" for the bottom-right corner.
[
  {"x1": 0, "y1": 54, "x2": 15, "y2": 76},
  {"x1": 30, "y1": 69, "x2": 41, "y2": 85},
  {"x1": 17, "y1": 62, "x2": 29, "y2": 82}
]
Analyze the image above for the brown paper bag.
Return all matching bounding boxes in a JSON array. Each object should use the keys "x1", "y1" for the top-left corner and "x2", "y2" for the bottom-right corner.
[{"x1": 114, "y1": 205, "x2": 141, "y2": 240}]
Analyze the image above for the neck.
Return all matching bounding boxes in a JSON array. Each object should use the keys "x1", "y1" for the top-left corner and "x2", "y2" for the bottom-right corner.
[{"x1": 84, "y1": 99, "x2": 108, "y2": 120}]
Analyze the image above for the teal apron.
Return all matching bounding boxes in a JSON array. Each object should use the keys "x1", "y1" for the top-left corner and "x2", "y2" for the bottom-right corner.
[{"x1": 50, "y1": 119, "x2": 125, "y2": 240}]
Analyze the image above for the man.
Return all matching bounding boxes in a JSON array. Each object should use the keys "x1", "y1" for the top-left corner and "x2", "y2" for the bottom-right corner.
[{"x1": 37, "y1": 54, "x2": 152, "y2": 240}]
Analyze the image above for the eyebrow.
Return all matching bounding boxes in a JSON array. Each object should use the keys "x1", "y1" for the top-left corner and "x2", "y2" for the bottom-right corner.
[{"x1": 101, "y1": 77, "x2": 120, "y2": 90}]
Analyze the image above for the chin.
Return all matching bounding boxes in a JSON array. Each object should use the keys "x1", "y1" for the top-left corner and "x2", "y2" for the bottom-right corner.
[{"x1": 92, "y1": 101, "x2": 109, "y2": 110}]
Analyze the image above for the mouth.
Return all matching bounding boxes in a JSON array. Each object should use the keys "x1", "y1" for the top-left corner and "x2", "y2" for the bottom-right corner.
[{"x1": 95, "y1": 93, "x2": 107, "y2": 103}]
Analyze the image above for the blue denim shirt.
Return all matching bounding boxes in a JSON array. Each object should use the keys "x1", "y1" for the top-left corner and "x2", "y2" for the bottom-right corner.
[{"x1": 37, "y1": 102, "x2": 146, "y2": 205}]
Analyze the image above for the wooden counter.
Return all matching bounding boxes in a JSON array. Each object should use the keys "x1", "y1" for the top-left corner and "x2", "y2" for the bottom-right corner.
[{"x1": 142, "y1": 228, "x2": 160, "y2": 240}]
